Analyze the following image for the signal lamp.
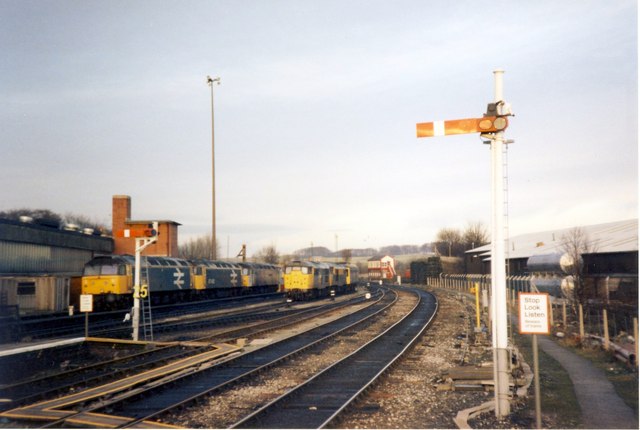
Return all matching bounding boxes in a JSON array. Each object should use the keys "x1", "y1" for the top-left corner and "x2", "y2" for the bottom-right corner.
[{"x1": 144, "y1": 229, "x2": 157, "y2": 237}]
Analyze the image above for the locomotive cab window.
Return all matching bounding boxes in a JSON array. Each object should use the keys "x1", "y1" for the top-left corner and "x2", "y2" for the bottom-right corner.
[{"x1": 83, "y1": 263, "x2": 125, "y2": 276}]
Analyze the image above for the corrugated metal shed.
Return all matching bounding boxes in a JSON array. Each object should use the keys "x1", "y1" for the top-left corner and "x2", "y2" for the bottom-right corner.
[
  {"x1": 467, "y1": 219, "x2": 638, "y2": 261},
  {"x1": 0, "y1": 219, "x2": 114, "y2": 275},
  {"x1": 0, "y1": 219, "x2": 112, "y2": 252}
]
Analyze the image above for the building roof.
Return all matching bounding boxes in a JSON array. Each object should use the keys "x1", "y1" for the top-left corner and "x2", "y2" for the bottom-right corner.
[
  {"x1": 467, "y1": 219, "x2": 638, "y2": 260},
  {"x1": 0, "y1": 218, "x2": 113, "y2": 252},
  {"x1": 368, "y1": 255, "x2": 394, "y2": 261},
  {"x1": 125, "y1": 219, "x2": 182, "y2": 226}
]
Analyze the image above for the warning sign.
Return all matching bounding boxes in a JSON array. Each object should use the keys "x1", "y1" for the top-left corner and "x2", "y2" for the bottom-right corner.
[
  {"x1": 518, "y1": 293, "x2": 549, "y2": 334},
  {"x1": 80, "y1": 294, "x2": 93, "y2": 313}
]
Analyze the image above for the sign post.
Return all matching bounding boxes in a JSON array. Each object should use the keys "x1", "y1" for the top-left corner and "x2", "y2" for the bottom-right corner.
[
  {"x1": 79, "y1": 294, "x2": 93, "y2": 338},
  {"x1": 519, "y1": 292, "x2": 550, "y2": 429}
]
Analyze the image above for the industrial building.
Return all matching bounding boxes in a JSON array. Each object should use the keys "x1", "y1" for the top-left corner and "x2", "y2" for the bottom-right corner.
[
  {"x1": 0, "y1": 218, "x2": 113, "y2": 314},
  {"x1": 464, "y1": 219, "x2": 638, "y2": 302}
]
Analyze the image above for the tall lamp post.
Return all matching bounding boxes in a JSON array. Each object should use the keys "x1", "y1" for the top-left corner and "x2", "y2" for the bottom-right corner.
[{"x1": 207, "y1": 75, "x2": 220, "y2": 260}]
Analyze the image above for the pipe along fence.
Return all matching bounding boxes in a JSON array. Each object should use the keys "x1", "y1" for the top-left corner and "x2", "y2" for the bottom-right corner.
[{"x1": 426, "y1": 274, "x2": 638, "y2": 368}]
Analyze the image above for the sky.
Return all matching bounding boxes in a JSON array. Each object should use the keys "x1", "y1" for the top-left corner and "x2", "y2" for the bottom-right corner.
[{"x1": 1, "y1": 0, "x2": 637, "y2": 256}]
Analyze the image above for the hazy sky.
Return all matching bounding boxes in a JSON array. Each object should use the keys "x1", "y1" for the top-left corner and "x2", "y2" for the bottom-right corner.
[{"x1": 1, "y1": 0, "x2": 637, "y2": 256}]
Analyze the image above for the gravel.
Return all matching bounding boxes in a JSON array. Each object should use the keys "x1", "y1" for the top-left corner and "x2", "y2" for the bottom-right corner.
[{"x1": 168, "y1": 287, "x2": 531, "y2": 429}]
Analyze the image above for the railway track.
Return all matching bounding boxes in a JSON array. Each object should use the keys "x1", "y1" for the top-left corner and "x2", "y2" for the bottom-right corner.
[
  {"x1": 0, "y1": 291, "x2": 375, "y2": 413},
  {"x1": 15, "y1": 293, "x2": 284, "y2": 341},
  {"x1": 0, "y1": 288, "x2": 393, "y2": 428},
  {"x1": 231, "y1": 287, "x2": 438, "y2": 429}
]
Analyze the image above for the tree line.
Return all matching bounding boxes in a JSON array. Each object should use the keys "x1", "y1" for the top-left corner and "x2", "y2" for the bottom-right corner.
[
  {"x1": 434, "y1": 221, "x2": 489, "y2": 257},
  {"x1": 177, "y1": 221, "x2": 490, "y2": 264}
]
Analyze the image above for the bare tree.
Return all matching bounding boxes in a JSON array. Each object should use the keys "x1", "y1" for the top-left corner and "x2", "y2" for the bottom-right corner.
[
  {"x1": 340, "y1": 249, "x2": 352, "y2": 263},
  {"x1": 560, "y1": 227, "x2": 596, "y2": 306},
  {"x1": 254, "y1": 244, "x2": 280, "y2": 264},
  {"x1": 462, "y1": 221, "x2": 489, "y2": 249},
  {"x1": 436, "y1": 228, "x2": 463, "y2": 257},
  {"x1": 179, "y1": 235, "x2": 220, "y2": 260}
]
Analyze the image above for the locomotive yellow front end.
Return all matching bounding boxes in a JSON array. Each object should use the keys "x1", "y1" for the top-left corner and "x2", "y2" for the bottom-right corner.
[
  {"x1": 81, "y1": 256, "x2": 133, "y2": 307},
  {"x1": 283, "y1": 261, "x2": 315, "y2": 299}
]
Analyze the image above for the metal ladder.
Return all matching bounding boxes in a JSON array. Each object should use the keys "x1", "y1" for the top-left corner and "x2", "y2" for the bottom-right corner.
[{"x1": 140, "y1": 259, "x2": 154, "y2": 341}]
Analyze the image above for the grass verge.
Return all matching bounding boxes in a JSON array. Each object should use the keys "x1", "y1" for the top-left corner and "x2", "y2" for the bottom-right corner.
[{"x1": 512, "y1": 333, "x2": 583, "y2": 428}]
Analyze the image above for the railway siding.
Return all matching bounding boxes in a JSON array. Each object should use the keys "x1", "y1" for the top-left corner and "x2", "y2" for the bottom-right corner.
[{"x1": 231, "y1": 288, "x2": 437, "y2": 429}]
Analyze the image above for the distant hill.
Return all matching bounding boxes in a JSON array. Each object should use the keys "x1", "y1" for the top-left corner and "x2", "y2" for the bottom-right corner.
[{"x1": 293, "y1": 243, "x2": 435, "y2": 259}]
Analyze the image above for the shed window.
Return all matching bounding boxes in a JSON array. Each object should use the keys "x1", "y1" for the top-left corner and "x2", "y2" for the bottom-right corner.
[{"x1": 17, "y1": 282, "x2": 36, "y2": 295}]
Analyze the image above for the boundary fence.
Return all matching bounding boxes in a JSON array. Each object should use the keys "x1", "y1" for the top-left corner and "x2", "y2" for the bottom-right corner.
[{"x1": 425, "y1": 274, "x2": 638, "y2": 367}]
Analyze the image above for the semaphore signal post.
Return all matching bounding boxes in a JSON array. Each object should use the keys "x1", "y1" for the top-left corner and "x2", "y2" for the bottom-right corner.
[
  {"x1": 416, "y1": 69, "x2": 514, "y2": 418},
  {"x1": 117, "y1": 221, "x2": 159, "y2": 341}
]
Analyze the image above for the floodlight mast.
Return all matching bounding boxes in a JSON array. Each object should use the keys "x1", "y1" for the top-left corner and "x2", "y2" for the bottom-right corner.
[
  {"x1": 207, "y1": 75, "x2": 221, "y2": 260},
  {"x1": 415, "y1": 69, "x2": 513, "y2": 418}
]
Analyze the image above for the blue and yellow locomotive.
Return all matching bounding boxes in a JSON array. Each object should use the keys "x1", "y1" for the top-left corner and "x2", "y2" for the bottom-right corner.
[
  {"x1": 80, "y1": 255, "x2": 281, "y2": 310},
  {"x1": 283, "y1": 260, "x2": 359, "y2": 300}
]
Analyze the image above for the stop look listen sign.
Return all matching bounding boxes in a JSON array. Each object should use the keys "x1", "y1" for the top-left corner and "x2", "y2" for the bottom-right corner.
[{"x1": 518, "y1": 292, "x2": 550, "y2": 335}]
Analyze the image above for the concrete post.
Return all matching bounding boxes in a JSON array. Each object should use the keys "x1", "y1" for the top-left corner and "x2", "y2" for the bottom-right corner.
[{"x1": 490, "y1": 68, "x2": 510, "y2": 418}]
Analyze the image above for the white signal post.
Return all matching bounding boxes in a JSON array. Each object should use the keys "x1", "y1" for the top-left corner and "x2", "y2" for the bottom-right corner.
[
  {"x1": 122, "y1": 221, "x2": 159, "y2": 342},
  {"x1": 416, "y1": 69, "x2": 513, "y2": 418},
  {"x1": 490, "y1": 69, "x2": 510, "y2": 418}
]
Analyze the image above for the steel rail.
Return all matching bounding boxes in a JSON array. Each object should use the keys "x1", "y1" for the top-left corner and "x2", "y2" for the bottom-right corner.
[
  {"x1": 22, "y1": 288, "x2": 382, "y2": 428},
  {"x1": 101, "y1": 289, "x2": 393, "y2": 428},
  {"x1": 16, "y1": 293, "x2": 284, "y2": 340},
  {"x1": 2, "y1": 293, "x2": 370, "y2": 413},
  {"x1": 230, "y1": 287, "x2": 438, "y2": 429}
]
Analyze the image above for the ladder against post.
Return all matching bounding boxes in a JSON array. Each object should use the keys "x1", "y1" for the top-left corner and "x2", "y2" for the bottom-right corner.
[{"x1": 141, "y1": 286, "x2": 153, "y2": 341}]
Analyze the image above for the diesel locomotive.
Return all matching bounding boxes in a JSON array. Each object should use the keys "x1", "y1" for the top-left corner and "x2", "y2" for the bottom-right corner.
[
  {"x1": 283, "y1": 260, "x2": 359, "y2": 300},
  {"x1": 80, "y1": 255, "x2": 281, "y2": 310}
]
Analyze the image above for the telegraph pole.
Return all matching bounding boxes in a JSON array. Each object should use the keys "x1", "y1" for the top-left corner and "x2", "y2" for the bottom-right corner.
[{"x1": 416, "y1": 69, "x2": 513, "y2": 418}]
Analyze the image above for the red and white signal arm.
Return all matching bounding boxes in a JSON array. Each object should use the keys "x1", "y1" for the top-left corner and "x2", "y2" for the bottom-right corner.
[
  {"x1": 117, "y1": 227, "x2": 158, "y2": 238},
  {"x1": 416, "y1": 116, "x2": 508, "y2": 138},
  {"x1": 518, "y1": 292, "x2": 550, "y2": 334}
]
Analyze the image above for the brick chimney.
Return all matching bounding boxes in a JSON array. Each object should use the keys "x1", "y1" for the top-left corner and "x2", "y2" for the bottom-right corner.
[{"x1": 112, "y1": 195, "x2": 131, "y2": 235}]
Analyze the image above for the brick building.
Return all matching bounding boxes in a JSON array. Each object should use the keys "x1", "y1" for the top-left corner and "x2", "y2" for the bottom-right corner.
[{"x1": 112, "y1": 195, "x2": 180, "y2": 257}]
